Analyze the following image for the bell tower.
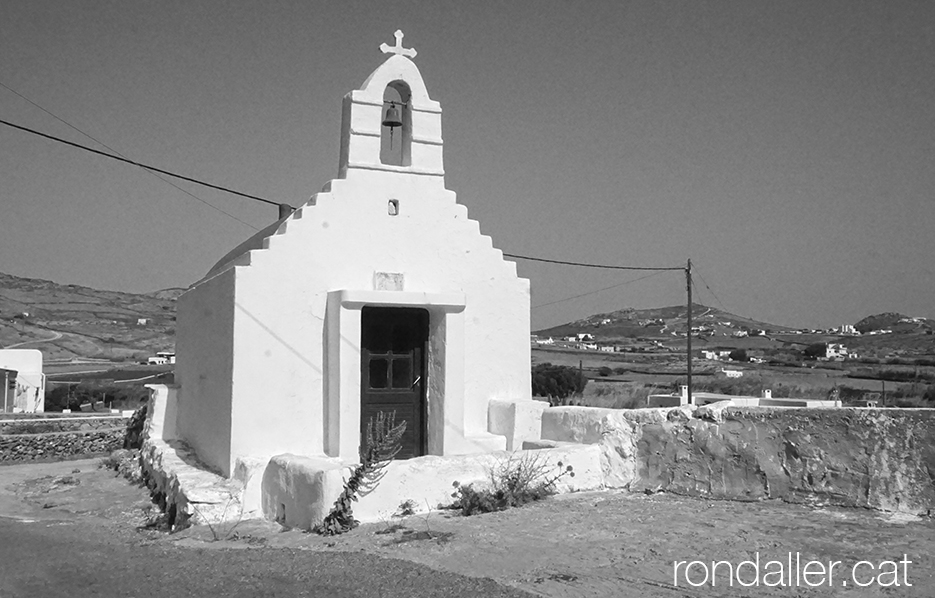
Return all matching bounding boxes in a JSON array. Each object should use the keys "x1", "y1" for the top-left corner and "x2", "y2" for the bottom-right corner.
[{"x1": 338, "y1": 31, "x2": 444, "y2": 179}]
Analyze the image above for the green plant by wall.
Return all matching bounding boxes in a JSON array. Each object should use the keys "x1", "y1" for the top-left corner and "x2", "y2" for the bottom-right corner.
[
  {"x1": 450, "y1": 453, "x2": 574, "y2": 516},
  {"x1": 123, "y1": 404, "x2": 147, "y2": 449},
  {"x1": 314, "y1": 411, "x2": 407, "y2": 535}
]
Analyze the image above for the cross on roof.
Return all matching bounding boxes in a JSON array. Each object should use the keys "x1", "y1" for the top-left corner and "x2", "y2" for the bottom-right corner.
[{"x1": 380, "y1": 30, "x2": 417, "y2": 59}]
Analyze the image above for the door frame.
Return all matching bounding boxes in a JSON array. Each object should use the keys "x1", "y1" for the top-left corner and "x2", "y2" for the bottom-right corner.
[{"x1": 325, "y1": 289, "x2": 466, "y2": 462}]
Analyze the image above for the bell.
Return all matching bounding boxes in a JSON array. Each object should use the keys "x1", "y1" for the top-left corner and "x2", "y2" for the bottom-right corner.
[{"x1": 382, "y1": 103, "x2": 402, "y2": 129}]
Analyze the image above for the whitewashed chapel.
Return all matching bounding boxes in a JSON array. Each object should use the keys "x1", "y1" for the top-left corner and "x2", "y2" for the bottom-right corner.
[{"x1": 170, "y1": 32, "x2": 541, "y2": 481}]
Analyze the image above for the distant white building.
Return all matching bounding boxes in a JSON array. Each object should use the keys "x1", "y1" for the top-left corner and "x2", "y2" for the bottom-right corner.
[
  {"x1": 0, "y1": 349, "x2": 45, "y2": 413},
  {"x1": 825, "y1": 343, "x2": 849, "y2": 361},
  {"x1": 899, "y1": 317, "x2": 925, "y2": 324},
  {"x1": 148, "y1": 351, "x2": 176, "y2": 365}
]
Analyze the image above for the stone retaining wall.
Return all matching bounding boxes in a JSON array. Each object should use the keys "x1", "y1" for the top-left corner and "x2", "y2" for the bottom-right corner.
[
  {"x1": 0, "y1": 416, "x2": 128, "y2": 435},
  {"x1": 0, "y1": 429, "x2": 125, "y2": 463},
  {"x1": 0, "y1": 414, "x2": 131, "y2": 463},
  {"x1": 541, "y1": 405, "x2": 935, "y2": 516}
]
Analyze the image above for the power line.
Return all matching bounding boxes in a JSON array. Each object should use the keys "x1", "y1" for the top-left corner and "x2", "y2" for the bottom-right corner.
[
  {"x1": 2, "y1": 112, "x2": 696, "y2": 282},
  {"x1": 505, "y1": 252, "x2": 683, "y2": 271},
  {"x1": 0, "y1": 81, "x2": 259, "y2": 230},
  {"x1": 0, "y1": 117, "x2": 283, "y2": 208},
  {"x1": 532, "y1": 270, "x2": 670, "y2": 309},
  {"x1": 692, "y1": 264, "x2": 727, "y2": 313}
]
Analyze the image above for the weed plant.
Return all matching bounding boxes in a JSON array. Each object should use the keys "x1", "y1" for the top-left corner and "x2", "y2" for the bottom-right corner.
[
  {"x1": 314, "y1": 411, "x2": 406, "y2": 535},
  {"x1": 451, "y1": 453, "x2": 575, "y2": 516}
]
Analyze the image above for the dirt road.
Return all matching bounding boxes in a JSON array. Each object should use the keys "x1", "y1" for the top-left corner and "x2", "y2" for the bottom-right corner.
[
  {"x1": 2, "y1": 459, "x2": 934, "y2": 597},
  {"x1": 0, "y1": 460, "x2": 534, "y2": 598}
]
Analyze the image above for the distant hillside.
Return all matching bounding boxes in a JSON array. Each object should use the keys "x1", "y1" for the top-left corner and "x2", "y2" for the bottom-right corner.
[
  {"x1": 535, "y1": 305, "x2": 934, "y2": 357},
  {"x1": 145, "y1": 287, "x2": 187, "y2": 301},
  {"x1": 2, "y1": 269, "x2": 931, "y2": 363},
  {"x1": 0, "y1": 272, "x2": 178, "y2": 361},
  {"x1": 854, "y1": 312, "x2": 934, "y2": 334},
  {"x1": 535, "y1": 304, "x2": 787, "y2": 341}
]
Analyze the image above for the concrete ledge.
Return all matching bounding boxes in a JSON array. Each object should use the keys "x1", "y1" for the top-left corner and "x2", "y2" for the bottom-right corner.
[
  {"x1": 522, "y1": 439, "x2": 580, "y2": 450},
  {"x1": 541, "y1": 405, "x2": 675, "y2": 444},
  {"x1": 262, "y1": 444, "x2": 604, "y2": 530},
  {"x1": 140, "y1": 438, "x2": 254, "y2": 527},
  {"x1": 488, "y1": 398, "x2": 549, "y2": 451},
  {"x1": 143, "y1": 383, "x2": 178, "y2": 441}
]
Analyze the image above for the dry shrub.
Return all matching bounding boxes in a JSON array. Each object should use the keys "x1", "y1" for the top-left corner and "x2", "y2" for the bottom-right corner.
[{"x1": 450, "y1": 452, "x2": 574, "y2": 516}]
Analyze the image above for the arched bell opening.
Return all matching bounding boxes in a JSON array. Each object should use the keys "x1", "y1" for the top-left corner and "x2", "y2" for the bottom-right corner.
[{"x1": 380, "y1": 81, "x2": 412, "y2": 167}]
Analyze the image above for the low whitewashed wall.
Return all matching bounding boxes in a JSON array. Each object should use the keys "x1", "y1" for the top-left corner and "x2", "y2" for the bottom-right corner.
[{"x1": 541, "y1": 404, "x2": 935, "y2": 515}]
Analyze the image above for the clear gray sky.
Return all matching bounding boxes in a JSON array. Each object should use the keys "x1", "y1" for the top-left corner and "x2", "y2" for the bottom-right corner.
[{"x1": 1, "y1": 1, "x2": 933, "y2": 331}]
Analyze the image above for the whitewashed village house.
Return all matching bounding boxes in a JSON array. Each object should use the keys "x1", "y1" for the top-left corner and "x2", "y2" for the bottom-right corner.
[
  {"x1": 0, "y1": 349, "x2": 45, "y2": 413},
  {"x1": 143, "y1": 33, "x2": 593, "y2": 528}
]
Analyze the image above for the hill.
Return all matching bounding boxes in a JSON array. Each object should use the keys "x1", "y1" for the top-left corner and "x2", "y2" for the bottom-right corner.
[
  {"x1": 0, "y1": 272, "x2": 179, "y2": 362},
  {"x1": 535, "y1": 304, "x2": 934, "y2": 358},
  {"x1": 3, "y1": 269, "x2": 931, "y2": 364},
  {"x1": 145, "y1": 288, "x2": 187, "y2": 301},
  {"x1": 535, "y1": 304, "x2": 787, "y2": 341}
]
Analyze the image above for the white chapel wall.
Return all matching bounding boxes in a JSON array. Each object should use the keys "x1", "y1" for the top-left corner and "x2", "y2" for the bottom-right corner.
[
  {"x1": 175, "y1": 269, "x2": 235, "y2": 475},
  {"x1": 216, "y1": 170, "x2": 530, "y2": 471}
]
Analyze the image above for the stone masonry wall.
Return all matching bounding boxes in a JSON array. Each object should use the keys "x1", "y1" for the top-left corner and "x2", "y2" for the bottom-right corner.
[
  {"x1": 0, "y1": 415, "x2": 129, "y2": 463},
  {"x1": 0, "y1": 430, "x2": 125, "y2": 463},
  {"x1": 0, "y1": 416, "x2": 127, "y2": 435},
  {"x1": 542, "y1": 405, "x2": 935, "y2": 516}
]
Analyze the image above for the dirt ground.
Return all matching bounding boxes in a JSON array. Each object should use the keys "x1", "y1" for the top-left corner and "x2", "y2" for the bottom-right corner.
[{"x1": 2, "y1": 458, "x2": 933, "y2": 597}]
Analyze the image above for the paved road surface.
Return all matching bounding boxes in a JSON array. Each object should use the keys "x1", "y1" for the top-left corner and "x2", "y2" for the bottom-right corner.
[{"x1": 0, "y1": 515, "x2": 537, "y2": 598}]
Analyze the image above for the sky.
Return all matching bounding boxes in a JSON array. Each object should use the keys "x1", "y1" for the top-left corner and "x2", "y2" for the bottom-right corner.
[{"x1": 1, "y1": 0, "x2": 933, "y2": 331}]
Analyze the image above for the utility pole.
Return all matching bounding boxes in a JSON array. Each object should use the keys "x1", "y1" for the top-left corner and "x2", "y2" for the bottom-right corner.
[
  {"x1": 686, "y1": 259, "x2": 693, "y2": 406},
  {"x1": 2, "y1": 370, "x2": 8, "y2": 413}
]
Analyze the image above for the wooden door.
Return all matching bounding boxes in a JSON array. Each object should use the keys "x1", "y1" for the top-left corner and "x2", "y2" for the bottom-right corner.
[{"x1": 360, "y1": 307, "x2": 428, "y2": 459}]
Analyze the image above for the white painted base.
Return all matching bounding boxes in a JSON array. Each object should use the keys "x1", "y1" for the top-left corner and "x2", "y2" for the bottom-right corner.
[{"x1": 262, "y1": 445, "x2": 604, "y2": 530}]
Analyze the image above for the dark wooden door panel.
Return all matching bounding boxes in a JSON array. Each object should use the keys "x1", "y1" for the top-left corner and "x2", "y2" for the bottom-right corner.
[{"x1": 360, "y1": 307, "x2": 428, "y2": 459}]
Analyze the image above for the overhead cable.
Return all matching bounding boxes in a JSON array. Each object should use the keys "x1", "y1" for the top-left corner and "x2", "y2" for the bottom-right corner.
[
  {"x1": 0, "y1": 82, "x2": 258, "y2": 230},
  {"x1": 0, "y1": 117, "x2": 282, "y2": 208},
  {"x1": 1, "y1": 116, "x2": 692, "y2": 276},
  {"x1": 505, "y1": 253, "x2": 683, "y2": 271},
  {"x1": 532, "y1": 270, "x2": 670, "y2": 309},
  {"x1": 691, "y1": 268, "x2": 726, "y2": 314}
]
